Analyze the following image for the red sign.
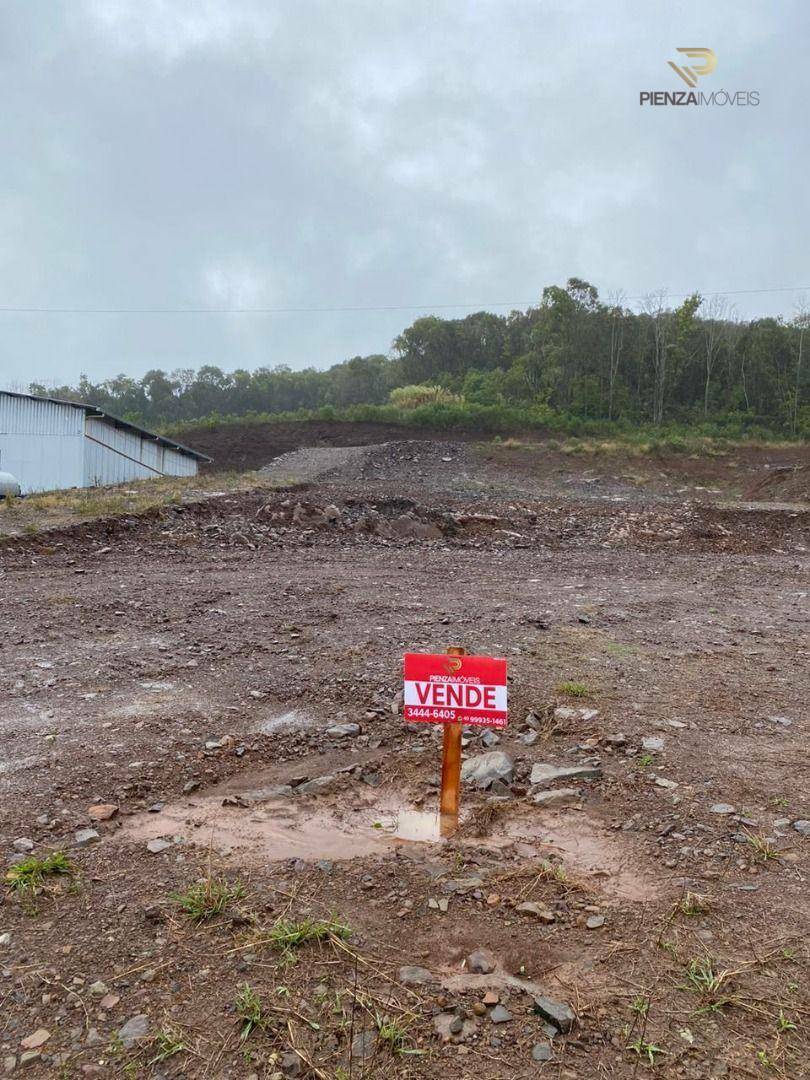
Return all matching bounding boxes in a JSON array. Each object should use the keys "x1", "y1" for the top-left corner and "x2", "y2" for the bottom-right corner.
[{"x1": 403, "y1": 652, "x2": 508, "y2": 729}]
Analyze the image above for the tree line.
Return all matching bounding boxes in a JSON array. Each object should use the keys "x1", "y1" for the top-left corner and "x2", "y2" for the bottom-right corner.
[{"x1": 31, "y1": 280, "x2": 809, "y2": 436}]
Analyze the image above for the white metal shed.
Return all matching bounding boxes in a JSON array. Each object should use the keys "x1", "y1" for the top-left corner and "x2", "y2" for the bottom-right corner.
[{"x1": 0, "y1": 391, "x2": 210, "y2": 494}]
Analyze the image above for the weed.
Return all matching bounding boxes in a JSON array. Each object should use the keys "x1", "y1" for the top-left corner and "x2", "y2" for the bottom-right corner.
[
  {"x1": 5, "y1": 851, "x2": 74, "y2": 897},
  {"x1": 743, "y1": 832, "x2": 781, "y2": 862},
  {"x1": 679, "y1": 891, "x2": 712, "y2": 916},
  {"x1": 149, "y1": 1029, "x2": 187, "y2": 1064},
  {"x1": 556, "y1": 680, "x2": 590, "y2": 697},
  {"x1": 679, "y1": 956, "x2": 736, "y2": 1011},
  {"x1": 626, "y1": 1038, "x2": 665, "y2": 1065},
  {"x1": 173, "y1": 875, "x2": 245, "y2": 922},
  {"x1": 630, "y1": 996, "x2": 650, "y2": 1017},
  {"x1": 235, "y1": 983, "x2": 267, "y2": 1041},
  {"x1": 375, "y1": 1012, "x2": 408, "y2": 1053},
  {"x1": 262, "y1": 915, "x2": 351, "y2": 961},
  {"x1": 776, "y1": 1010, "x2": 797, "y2": 1033},
  {"x1": 636, "y1": 753, "x2": 654, "y2": 768}
]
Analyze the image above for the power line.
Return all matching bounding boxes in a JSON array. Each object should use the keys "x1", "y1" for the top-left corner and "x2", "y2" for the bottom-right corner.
[{"x1": 0, "y1": 284, "x2": 807, "y2": 316}]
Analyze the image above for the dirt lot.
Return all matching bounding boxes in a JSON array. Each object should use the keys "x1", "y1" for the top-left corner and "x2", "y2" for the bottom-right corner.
[{"x1": 1, "y1": 432, "x2": 809, "y2": 1079}]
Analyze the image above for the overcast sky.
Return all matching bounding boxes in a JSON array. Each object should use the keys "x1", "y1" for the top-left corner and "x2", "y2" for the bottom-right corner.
[{"x1": 0, "y1": 1, "x2": 805, "y2": 389}]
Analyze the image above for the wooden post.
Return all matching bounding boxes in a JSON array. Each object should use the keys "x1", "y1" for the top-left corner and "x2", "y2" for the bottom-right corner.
[{"x1": 439, "y1": 645, "x2": 466, "y2": 824}]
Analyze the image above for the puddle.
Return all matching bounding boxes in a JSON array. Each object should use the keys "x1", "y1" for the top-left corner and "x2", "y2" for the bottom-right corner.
[
  {"x1": 119, "y1": 778, "x2": 655, "y2": 900},
  {"x1": 254, "y1": 709, "x2": 314, "y2": 735},
  {"x1": 380, "y1": 809, "x2": 458, "y2": 842},
  {"x1": 119, "y1": 794, "x2": 460, "y2": 863}
]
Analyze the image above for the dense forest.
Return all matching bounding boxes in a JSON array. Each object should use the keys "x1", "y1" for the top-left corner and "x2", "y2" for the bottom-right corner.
[{"x1": 30, "y1": 280, "x2": 809, "y2": 437}]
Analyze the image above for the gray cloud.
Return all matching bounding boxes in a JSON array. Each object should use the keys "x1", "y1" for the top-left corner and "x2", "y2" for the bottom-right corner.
[{"x1": 0, "y1": 0, "x2": 805, "y2": 388}]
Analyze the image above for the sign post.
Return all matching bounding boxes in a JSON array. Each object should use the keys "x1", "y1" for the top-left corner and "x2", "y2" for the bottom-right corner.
[
  {"x1": 403, "y1": 647, "x2": 508, "y2": 832},
  {"x1": 440, "y1": 646, "x2": 466, "y2": 819}
]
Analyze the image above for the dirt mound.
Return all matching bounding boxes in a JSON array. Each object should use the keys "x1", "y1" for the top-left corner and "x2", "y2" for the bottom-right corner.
[
  {"x1": 744, "y1": 464, "x2": 810, "y2": 504},
  {"x1": 175, "y1": 419, "x2": 474, "y2": 472}
]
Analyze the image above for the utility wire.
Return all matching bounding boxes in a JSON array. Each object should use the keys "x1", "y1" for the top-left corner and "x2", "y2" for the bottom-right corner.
[{"x1": 0, "y1": 284, "x2": 807, "y2": 315}]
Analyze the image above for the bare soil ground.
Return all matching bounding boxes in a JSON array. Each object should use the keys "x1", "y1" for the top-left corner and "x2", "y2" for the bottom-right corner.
[{"x1": 1, "y1": 430, "x2": 809, "y2": 1079}]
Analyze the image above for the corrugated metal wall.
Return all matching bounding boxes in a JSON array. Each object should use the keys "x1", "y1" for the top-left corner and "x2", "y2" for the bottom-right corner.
[
  {"x1": 0, "y1": 395, "x2": 84, "y2": 493},
  {"x1": 83, "y1": 417, "x2": 198, "y2": 487},
  {"x1": 0, "y1": 393, "x2": 200, "y2": 493}
]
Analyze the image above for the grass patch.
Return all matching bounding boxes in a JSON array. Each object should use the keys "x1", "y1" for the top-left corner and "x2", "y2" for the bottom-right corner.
[
  {"x1": 148, "y1": 1028, "x2": 187, "y2": 1064},
  {"x1": 679, "y1": 955, "x2": 738, "y2": 1012},
  {"x1": 743, "y1": 831, "x2": 781, "y2": 862},
  {"x1": 235, "y1": 983, "x2": 268, "y2": 1041},
  {"x1": 5, "y1": 851, "x2": 75, "y2": 897},
  {"x1": 261, "y1": 915, "x2": 351, "y2": 961},
  {"x1": 556, "y1": 680, "x2": 590, "y2": 697},
  {"x1": 173, "y1": 875, "x2": 245, "y2": 922},
  {"x1": 0, "y1": 470, "x2": 272, "y2": 538}
]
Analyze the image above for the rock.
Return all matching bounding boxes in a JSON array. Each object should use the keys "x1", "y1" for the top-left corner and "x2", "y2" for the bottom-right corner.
[
  {"x1": 472, "y1": 1001, "x2": 487, "y2": 1016},
  {"x1": 117, "y1": 1014, "x2": 150, "y2": 1049},
  {"x1": 99, "y1": 994, "x2": 120, "y2": 1010},
  {"x1": 793, "y1": 820, "x2": 810, "y2": 836},
  {"x1": 460, "y1": 752, "x2": 514, "y2": 790},
  {"x1": 480, "y1": 730, "x2": 500, "y2": 748},
  {"x1": 88, "y1": 981, "x2": 108, "y2": 997},
  {"x1": 603, "y1": 733, "x2": 626, "y2": 747},
  {"x1": 483, "y1": 990, "x2": 499, "y2": 1005},
  {"x1": 294, "y1": 774, "x2": 337, "y2": 795},
  {"x1": 74, "y1": 829, "x2": 100, "y2": 846},
  {"x1": 12, "y1": 839, "x2": 34, "y2": 854},
  {"x1": 515, "y1": 902, "x2": 555, "y2": 923},
  {"x1": 521, "y1": 731, "x2": 539, "y2": 746},
  {"x1": 433, "y1": 1012, "x2": 477, "y2": 1042},
  {"x1": 466, "y1": 950, "x2": 496, "y2": 974},
  {"x1": 767, "y1": 715, "x2": 792, "y2": 727},
  {"x1": 530, "y1": 763, "x2": 602, "y2": 787},
  {"x1": 88, "y1": 804, "x2": 118, "y2": 822},
  {"x1": 642, "y1": 737, "x2": 664, "y2": 752},
  {"x1": 279, "y1": 1051, "x2": 302, "y2": 1077},
  {"x1": 710, "y1": 804, "x2": 736, "y2": 815},
  {"x1": 586, "y1": 915, "x2": 605, "y2": 929},
  {"x1": 3, "y1": 1056, "x2": 15, "y2": 1074},
  {"x1": 326, "y1": 723, "x2": 360, "y2": 738},
  {"x1": 532, "y1": 996, "x2": 575, "y2": 1033},
  {"x1": 399, "y1": 966, "x2": 436, "y2": 986},
  {"x1": 532, "y1": 1043, "x2": 553, "y2": 1062},
  {"x1": 85, "y1": 1028, "x2": 104, "y2": 1048},
  {"x1": 182, "y1": 780, "x2": 200, "y2": 794},
  {"x1": 489, "y1": 1005, "x2": 512, "y2": 1024},
  {"x1": 532, "y1": 788, "x2": 581, "y2": 807},
  {"x1": 323, "y1": 504, "x2": 341, "y2": 523},
  {"x1": 146, "y1": 839, "x2": 172, "y2": 854},
  {"x1": 350, "y1": 1029, "x2": 378, "y2": 1059},
  {"x1": 390, "y1": 514, "x2": 442, "y2": 540},
  {"x1": 19, "y1": 1030, "x2": 49, "y2": 1051},
  {"x1": 0, "y1": 933, "x2": 11, "y2": 947},
  {"x1": 654, "y1": 777, "x2": 678, "y2": 789}
]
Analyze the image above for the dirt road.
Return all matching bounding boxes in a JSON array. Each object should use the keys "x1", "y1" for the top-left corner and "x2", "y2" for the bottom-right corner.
[{"x1": 1, "y1": 437, "x2": 808, "y2": 1078}]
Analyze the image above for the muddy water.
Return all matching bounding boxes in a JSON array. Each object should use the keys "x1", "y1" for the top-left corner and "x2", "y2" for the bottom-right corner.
[{"x1": 120, "y1": 780, "x2": 655, "y2": 900}]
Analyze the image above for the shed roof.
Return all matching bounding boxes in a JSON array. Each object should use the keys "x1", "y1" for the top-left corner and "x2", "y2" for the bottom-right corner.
[{"x1": 0, "y1": 390, "x2": 211, "y2": 462}]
